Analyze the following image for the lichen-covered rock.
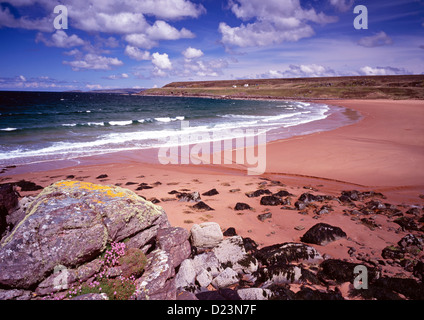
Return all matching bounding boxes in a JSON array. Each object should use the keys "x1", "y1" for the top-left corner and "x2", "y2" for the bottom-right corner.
[
  {"x1": 256, "y1": 242, "x2": 323, "y2": 266},
  {"x1": 133, "y1": 249, "x2": 175, "y2": 300},
  {"x1": 0, "y1": 180, "x2": 169, "y2": 289},
  {"x1": 211, "y1": 267, "x2": 239, "y2": 289},
  {"x1": 300, "y1": 223, "x2": 347, "y2": 245},
  {"x1": 256, "y1": 265, "x2": 303, "y2": 287},
  {"x1": 157, "y1": 227, "x2": 191, "y2": 269},
  {"x1": 237, "y1": 288, "x2": 272, "y2": 300}
]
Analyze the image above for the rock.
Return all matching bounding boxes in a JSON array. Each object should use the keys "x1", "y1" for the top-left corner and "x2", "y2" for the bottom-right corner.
[
  {"x1": 175, "y1": 259, "x2": 197, "y2": 289},
  {"x1": 0, "y1": 289, "x2": 32, "y2": 300},
  {"x1": 211, "y1": 267, "x2": 239, "y2": 289},
  {"x1": 223, "y1": 227, "x2": 237, "y2": 236},
  {"x1": 413, "y1": 261, "x2": 424, "y2": 281},
  {"x1": 243, "y1": 237, "x2": 259, "y2": 252},
  {"x1": 382, "y1": 246, "x2": 404, "y2": 260},
  {"x1": 318, "y1": 259, "x2": 379, "y2": 283},
  {"x1": 273, "y1": 190, "x2": 293, "y2": 197},
  {"x1": 256, "y1": 265, "x2": 303, "y2": 287},
  {"x1": 295, "y1": 201, "x2": 307, "y2": 210},
  {"x1": 196, "y1": 288, "x2": 240, "y2": 300},
  {"x1": 257, "y1": 212, "x2": 272, "y2": 222},
  {"x1": 14, "y1": 180, "x2": 43, "y2": 192},
  {"x1": 191, "y1": 201, "x2": 214, "y2": 211},
  {"x1": 0, "y1": 180, "x2": 169, "y2": 289},
  {"x1": 177, "y1": 191, "x2": 201, "y2": 202},
  {"x1": 245, "y1": 189, "x2": 272, "y2": 198},
  {"x1": 212, "y1": 236, "x2": 258, "y2": 274},
  {"x1": 260, "y1": 196, "x2": 283, "y2": 206},
  {"x1": 356, "y1": 277, "x2": 424, "y2": 300},
  {"x1": 393, "y1": 216, "x2": 419, "y2": 231},
  {"x1": 237, "y1": 288, "x2": 272, "y2": 300},
  {"x1": 190, "y1": 222, "x2": 223, "y2": 249},
  {"x1": 315, "y1": 205, "x2": 333, "y2": 215},
  {"x1": 133, "y1": 249, "x2": 175, "y2": 300},
  {"x1": 256, "y1": 242, "x2": 323, "y2": 266},
  {"x1": 136, "y1": 183, "x2": 153, "y2": 190},
  {"x1": 192, "y1": 252, "x2": 222, "y2": 277},
  {"x1": 95, "y1": 174, "x2": 108, "y2": 179},
  {"x1": 202, "y1": 189, "x2": 219, "y2": 196},
  {"x1": 196, "y1": 269, "x2": 213, "y2": 288},
  {"x1": 234, "y1": 202, "x2": 251, "y2": 210},
  {"x1": 157, "y1": 227, "x2": 191, "y2": 269},
  {"x1": 176, "y1": 289, "x2": 198, "y2": 300},
  {"x1": 298, "y1": 193, "x2": 324, "y2": 203},
  {"x1": 294, "y1": 287, "x2": 344, "y2": 300},
  {"x1": 0, "y1": 183, "x2": 19, "y2": 237},
  {"x1": 300, "y1": 223, "x2": 347, "y2": 245},
  {"x1": 72, "y1": 293, "x2": 109, "y2": 300}
]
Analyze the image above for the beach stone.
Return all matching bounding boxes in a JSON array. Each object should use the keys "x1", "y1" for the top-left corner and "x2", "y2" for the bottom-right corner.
[
  {"x1": 256, "y1": 265, "x2": 303, "y2": 287},
  {"x1": 294, "y1": 287, "x2": 344, "y2": 300},
  {"x1": 0, "y1": 180, "x2": 169, "y2": 289},
  {"x1": 191, "y1": 201, "x2": 214, "y2": 211},
  {"x1": 255, "y1": 242, "x2": 323, "y2": 266},
  {"x1": 175, "y1": 259, "x2": 197, "y2": 289},
  {"x1": 234, "y1": 202, "x2": 251, "y2": 210},
  {"x1": 298, "y1": 193, "x2": 324, "y2": 203},
  {"x1": 211, "y1": 267, "x2": 239, "y2": 289},
  {"x1": 260, "y1": 196, "x2": 283, "y2": 206},
  {"x1": 245, "y1": 189, "x2": 272, "y2": 198},
  {"x1": 237, "y1": 288, "x2": 272, "y2": 300},
  {"x1": 196, "y1": 269, "x2": 213, "y2": 288},
  {"x1": 273, "y1": 190, "x2": 293, "y2": 197},
  {"x1": 95, "y1": 174, "x2": 108, "y2": 179},
  {"x1": 202, "y1": 189, "x2": 219, "y2": 196},
  {"x1": 257, "y1": 212, "x2": 272, "y2": 222},
  {"x1": 190, "y1": 222, "x2": 223, "y2": 248},
  {"x1": 177, "y1": 191, "x2": 201, "y2": 202},
  {"x1": 398, "y1": 234, "x2": 423, "y2": 250},
  {"x1": 300, "y1": 223, "x2": 347, "y2": 245},
  {"x1": 192, "y1": 252, "x2": 221, "y2": 277},
  {"x1": 393, "y1": 216, "x2": 419, "y2": 231},
  {"x1": 223, "y1": 227, "x2": 237, "y2": 236},
  {"x1": 196, "y1": 288, "x2": 240, "y2": 300},
  {"x1": 14, "y1": 180, "x2": 43, "y2": 192},
  {"x1": 382, "y1": 246, "x2": 404, "y2": 260},
  {"x1": 318, "y1": 259, "x2": 379, "y2": 284}
]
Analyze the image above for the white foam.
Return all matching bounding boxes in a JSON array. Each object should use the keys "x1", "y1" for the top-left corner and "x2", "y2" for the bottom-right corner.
[
  {"x1": 109, "y1": 120, "x2": 133, "y2": 126},
  {"x1": 1, "y1": 128, "x2": 17, "y2": 131}
]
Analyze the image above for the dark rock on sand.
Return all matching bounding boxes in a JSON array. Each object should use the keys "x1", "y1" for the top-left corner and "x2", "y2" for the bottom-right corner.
[
  {"x1": 245, "y1": 189, "x2": 272, "y2": 198},
  {"x1": 136, "y1": 183, "x2": 153, "y2": 190},
  {"x1": 398, "y1": 233, "x2": 423, "y2": 250},
  {"x1": 273, "y1": 190, "x2": 293, "y2": 197},
  {"x1": 177, "y1": 191, "x2": 201, "y2": 202},
  {"x1": 202, "y1": 189, "x2": 219, "y2": 196},
  {"x1": 300, "y1": 223, "x2": 347, "y2": 245},
  {"x1": 382, "y1": 246, "x2": 405, "y2": 260},
  {"x1": 318, "y1": 259, "x2": 379, "y2": 284},
  {"x1": 223, "y1": 227, "x2": 237, "y2": 236},
  {"x1": 255, "y1": 242, "x2": 322, "y2": 266},
  {"x1": 393, "y1": 216, "x2": 419, "y2": 231},
  {"x1": 14, "y1": 180, "x2": 43, "y2": 192},
  {"x1": 354, "y1": 277, "x2": 424, "y2": 300},
  {"x1": 294, "y1": 287, "x2": 344, "y2": 300},
  {"x1": 257, "y1": 212, "x2": 272, "y2": 222},
  {"x1": 260, "y1": 195, "x2": 283, "y2": 206},
  {"x1": 234, "y1": 202, "x2": 252, "y2": 211},
  {"x1": 192, "y1": 201, "x2": 214, "y2": 211},
  {"x1": 95, "y1": 174, "x2": 108, "y2": 179},
  {"x1": 196, "y1": 288, "x2": 241, "y2": 300}
]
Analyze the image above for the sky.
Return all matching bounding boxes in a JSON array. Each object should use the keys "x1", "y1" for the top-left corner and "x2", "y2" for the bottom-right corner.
[{"x1": 0, "y1": 0, "x2": 423, "y2": 91}]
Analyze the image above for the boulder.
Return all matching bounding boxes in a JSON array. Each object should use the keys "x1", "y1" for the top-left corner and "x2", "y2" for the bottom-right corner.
[
  {"x1": 257, "y1": 212, "x2": 272, "y2": 222},
  {"x1": 211, "y1": 267, "x2": 239, "y2": 289},
  {"x1": 300, "y1": 223, "x2": 347, "y2": 245},
  {"x1": 133, "y1": 249, "x2": 175, "y2": 300},
  {"x1": 190, "y1": 222, "x2": 223, "y2": 249},
  {"x1": 245, "y1": 189, "x2": 272, "y2": 198},
  {"x1": 318, "y1": 259, "x2": 379, "y2": 284},
  {"x1": 0, "y1": 180, "x2": 169, "y2": 289},
  {"x1": 237, "y1": 288, "x2": 272, "y2": 300},
  {"x1": 177, "y1": 191, "x2": 201, "y2": 202},
  {"x1": 156, "y1": 227, "x2": 191, "y2": 269},
  {"x1": 0, "y1": 183, "x2": 19, "y2": 238},
  {"x1": 202, "y1": 189, "x2": 219, "y2": 196},
  {"x1": 256, "y1": 265, "x2": 303, "y2": 287},
  {"x1": 192, "y1": 201, "x2": 214, "y2": 211},
  {"x1": 255, "y1": 242, "x2": 323, "y2": 266}
]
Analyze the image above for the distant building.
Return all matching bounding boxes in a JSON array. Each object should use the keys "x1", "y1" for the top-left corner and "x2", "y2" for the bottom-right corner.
[
  {"x1": 244, "y1": 83, "x2": 249, "y2": 87},
  {"x1": 232, "y1": 85, "x2": 237, "y2": 88}
]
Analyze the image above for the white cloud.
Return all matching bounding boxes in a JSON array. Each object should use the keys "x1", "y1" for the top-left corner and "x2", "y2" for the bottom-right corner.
[
  {"x1": 329, "y1": 0, "x2": 355, "y2": 12},
  {"x1": 124, "y1": 45, "x2": 151, "y2": 61},
  {"x1": 358, "y1": 31, "x2": 393, "y2": 48},
  {"x1": 0, "y1": 6, "x2": 53, "y2": 32},
  {"x1": 219, "y1": 0, "x2": 337, "y2": 48},
  {"x1": 19, "y1": 75, "x2": 26, "y2": 81},
  {"x1": 146, "y1": 20, "x2": 195, "y2": 41},
  {"x1": 104, "y1": 73, "x2": 129, "y2": 80},
  {"x1": 35, "y1": 30, "x2": 85, "y2": 48},
  {"x1": 151, "y1": 52, "x2": 172, "y2": 70},
  {"x1": 125, "y1": 34, "x2": 157, "y2": 49},
  {"x1": 261, "y1": 64, "x2": 337, "y2": 78},
  {"x1": 359, "y1": 66, "x2": 409, "y2": 76},
  {"x1": 182, "y1": 47, "x2": 204, "y2": 59},
  {"x1": 63, "y1": 53, "x2": 123, "y2": 70}
]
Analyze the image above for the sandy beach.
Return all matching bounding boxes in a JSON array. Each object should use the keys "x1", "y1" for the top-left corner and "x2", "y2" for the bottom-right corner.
[{"x1": 1, "y1": 99, "x2": 423, "y2": 293}]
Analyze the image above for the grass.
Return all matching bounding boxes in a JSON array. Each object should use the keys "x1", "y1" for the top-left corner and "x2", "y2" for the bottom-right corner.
[{"x1": 138, "y1": 75, "x2": 424, "y2": 100}]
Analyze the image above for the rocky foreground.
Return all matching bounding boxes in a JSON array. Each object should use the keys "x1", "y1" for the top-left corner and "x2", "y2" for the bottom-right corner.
[{"x1": 0, "y1": 180, "x2": 423, "y2": 300}]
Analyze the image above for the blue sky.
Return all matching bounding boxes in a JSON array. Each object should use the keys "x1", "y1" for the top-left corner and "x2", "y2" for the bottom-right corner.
[{"x1": 0, "y1": 0, "x2": 423, "y2": 91}]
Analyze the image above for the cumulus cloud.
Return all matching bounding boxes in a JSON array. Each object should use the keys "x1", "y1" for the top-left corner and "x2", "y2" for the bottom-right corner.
[
  {"x1": 219, "y1": 0, "x2": 337, "y2": 48},
  {"x1": 35, "y1": 30, "x2": 85, "y2": 48},
  {"x1": 0, "y1": 5, "x2": 53, "y2": 32},
  {"x1": 104, "y1": 73, "x2": 129, "y2": 80},
  {"x1": 358, "y1": 31, "x2": 393, "y2": 48},
  {"x1": 151, "y1": 52, "x2": 172, "y2": 70},
  {"x1": 178, "y1": 58, "x2": 229, "y2": 77},
  {"x1": 63, "y1": 53, "x2": 123, "y2": 71},
  {"x1": 358, "y1": 66, "x2": 409, "y2": 76},
  {"x1": 124, "y1": 45, "x2": 151, "y2": 61},
  {"x1": 182, "y1": 47, "x2": 204, "y2": 59},
  {"x1": 329, "y1": 0, "x2": 355, "y2": 12}
]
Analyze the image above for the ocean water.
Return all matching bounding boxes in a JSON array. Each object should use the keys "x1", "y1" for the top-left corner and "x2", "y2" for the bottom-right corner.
[{"x1": 0, "y1": 91, "x2": 336, "y2": 167}]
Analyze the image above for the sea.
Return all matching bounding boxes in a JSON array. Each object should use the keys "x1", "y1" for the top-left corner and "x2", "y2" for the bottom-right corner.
[{"x1": 0, "y1": 91, "x2": 357, "y2": 170}]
